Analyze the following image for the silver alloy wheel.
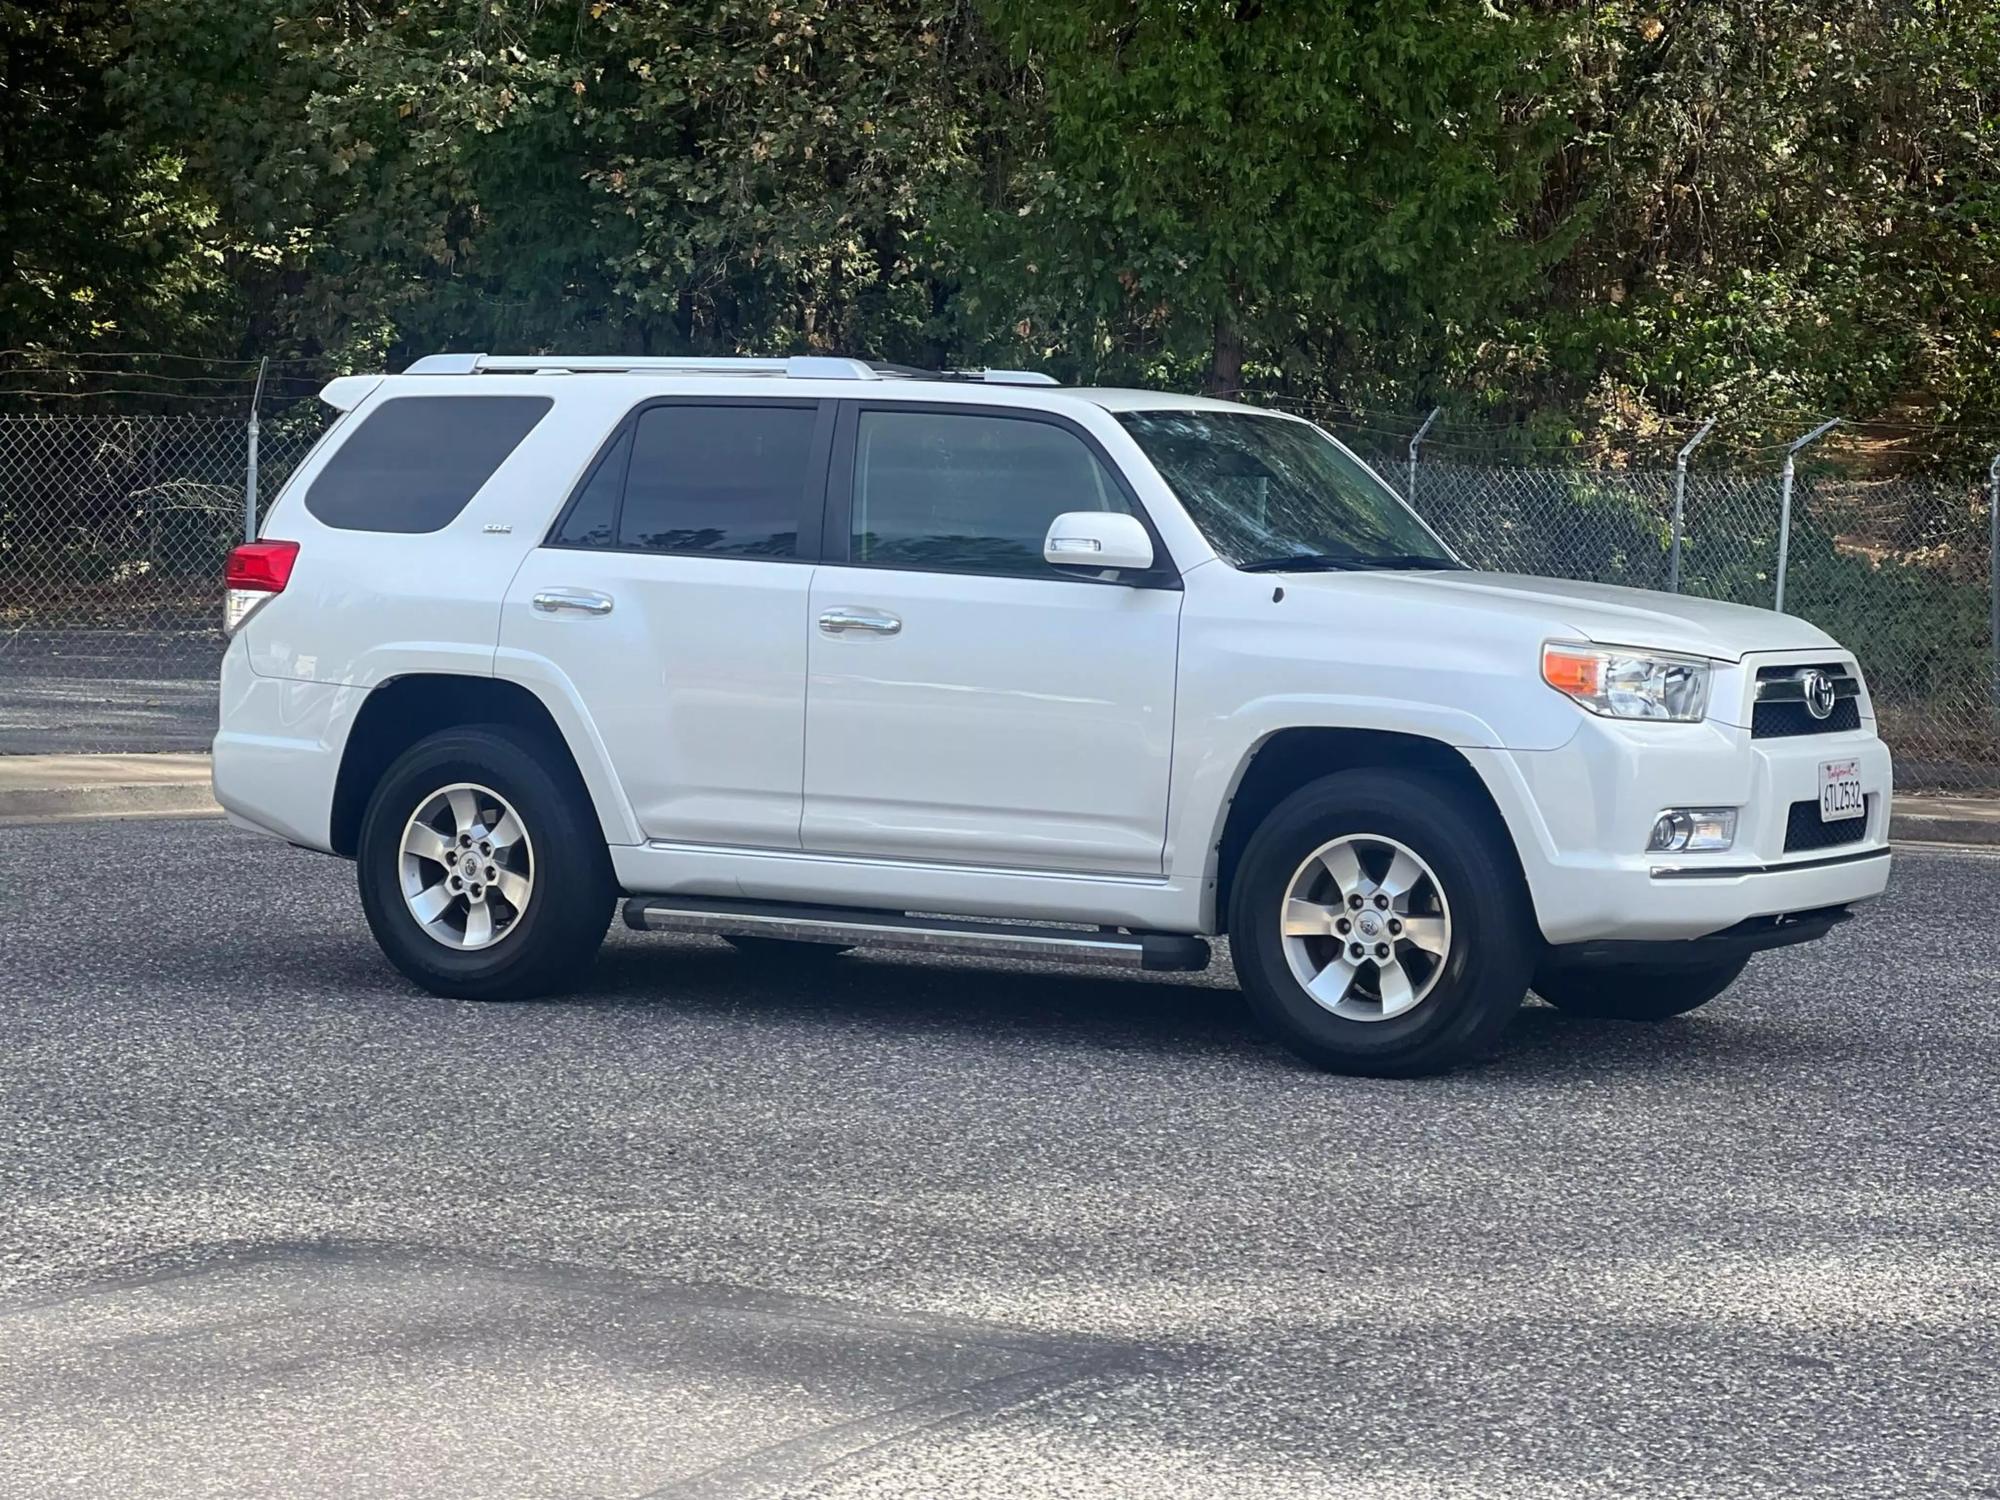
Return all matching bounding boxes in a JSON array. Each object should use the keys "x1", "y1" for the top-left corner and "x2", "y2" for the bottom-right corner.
[
  {"x1": 398, "y1": 782, "x2": 534, "y2": 951},
  {"x1": 1279, "y1": 834, "x2": 1452, "y2": 1022}
]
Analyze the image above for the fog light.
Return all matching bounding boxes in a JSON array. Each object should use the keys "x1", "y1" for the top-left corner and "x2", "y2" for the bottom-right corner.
[{"x1": 1646, "y1": 808, "x2": 1737, "y2": 853}]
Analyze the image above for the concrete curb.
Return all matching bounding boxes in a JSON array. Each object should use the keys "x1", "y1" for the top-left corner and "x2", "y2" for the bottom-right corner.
[
  {"x1": 1889, "y1": 794, "x2": 2000, "y2": 847},
  {"x1": 1889, "y1": 811, "x2": 2000, "y2": 847},
  {"x1": 0, "y1": 754, "x2": 220, "y2": 826}
]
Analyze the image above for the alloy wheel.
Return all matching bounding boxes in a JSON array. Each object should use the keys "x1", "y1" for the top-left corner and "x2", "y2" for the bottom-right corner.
[
  {"x1": 398, "y1": 782, "x2": 534, "y2": 951},
  {"x1": 1278, "y1": 834, "x2": 1452, "y2": 1021}
]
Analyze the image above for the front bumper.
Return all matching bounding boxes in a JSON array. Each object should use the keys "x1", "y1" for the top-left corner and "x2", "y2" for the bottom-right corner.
[
  {"x1": 1546, "y1": 903, "x2": 1853, "y2": 969},
  {"x1": 1466, "y1": 707, "x2": 1894, "y2": 945}
]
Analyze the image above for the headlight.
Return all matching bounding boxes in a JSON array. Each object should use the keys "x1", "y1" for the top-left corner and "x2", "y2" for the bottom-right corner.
[{"x1": 1541, "y1": 643, "x2": 1711, "y2": 722}]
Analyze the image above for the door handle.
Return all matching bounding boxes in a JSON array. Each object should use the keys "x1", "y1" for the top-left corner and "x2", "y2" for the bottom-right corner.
[
  {"x1": 818, "y1": 607, "x2": 902, "y2": 637},
  {"x1": 533, "y1": 588, "x2": 614, "y2": 616}
]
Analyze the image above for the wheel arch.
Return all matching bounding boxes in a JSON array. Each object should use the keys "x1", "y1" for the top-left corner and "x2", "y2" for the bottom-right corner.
[
  {"x1": 330, "y1": 673, "x2": 624, "y2": 858},
  {"x1": 1210, "y1": 727, "x2": 1533, "y2": 936}
]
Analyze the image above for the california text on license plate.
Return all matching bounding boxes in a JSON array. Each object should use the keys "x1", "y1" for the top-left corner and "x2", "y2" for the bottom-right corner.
[{"x1": 1819, "y1": 759, "x2": 1865, "y2": 822}]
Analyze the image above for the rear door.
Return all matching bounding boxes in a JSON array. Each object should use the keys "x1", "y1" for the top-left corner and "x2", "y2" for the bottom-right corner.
[
  {"x1": 800, "y1": 402, "x2": 1182, "y2": 876},
  {"x1": 501, "y1": 398, "x2": 832, "y2": 848}
]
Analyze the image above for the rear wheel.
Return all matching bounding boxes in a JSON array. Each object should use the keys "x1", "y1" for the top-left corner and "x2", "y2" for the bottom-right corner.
[
  {"x1": 1533, "y1": 957, "x2": 1747, "y2": 1021},
  {"x1": 1227, "y1": 769, "x2": 1534, "y2": 1077},
  {"x1": 357, "y1": 726, "x2": 613, "y2": 1000}
]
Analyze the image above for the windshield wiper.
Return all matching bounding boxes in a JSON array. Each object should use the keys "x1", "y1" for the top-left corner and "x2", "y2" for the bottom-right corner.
[
  {"x1": 1349, "y1": 554, "x2": 1465, "y2": 571},
  {"x1": 1236, "y1": 552, "x2": 1462, "y2": 574},
  {"x1": 1236, "y1": 554, "x2": 1367, "y2": 573}
]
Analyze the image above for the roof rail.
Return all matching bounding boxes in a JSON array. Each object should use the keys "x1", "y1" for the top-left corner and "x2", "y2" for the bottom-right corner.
[
  {"x1": 942, "y1": 368, "x2": 1060, "y2": 387},
  {"x1": 398, "y1": 353, "x2": 1060, "y2": 386},
  {"x1": 402, "y1": 353, "x2": 882, "y2": 380},
  {"x1": 867, "y1": 362, "x2": 1059, "y2": 387}
]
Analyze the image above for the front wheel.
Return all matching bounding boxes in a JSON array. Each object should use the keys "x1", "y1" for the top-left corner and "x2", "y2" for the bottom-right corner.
[
  {"x1": 1227, "y1": 769, "x2": 1535, "y2": 1077},
  {"x1": 357, "y1": 726, "x2": 614, "y2": 1001},
  {"x1": 1532, "y1": 957, "x2": 1747, "y2": 1021}
]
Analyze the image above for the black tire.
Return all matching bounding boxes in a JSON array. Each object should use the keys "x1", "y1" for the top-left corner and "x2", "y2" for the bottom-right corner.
[
  {"x1": 1226, "y1": 769, "x2": 1535, "y2": 1077},
  {"x1": 356, "y1": 725, "x2": 614, "y2": 1001},
  {"x1": 724, "y1": 935, "x2": 853, "y2": 962},
  {"x1": 1532, "y1": 957, "x2": 1747, "y2": 1021}
]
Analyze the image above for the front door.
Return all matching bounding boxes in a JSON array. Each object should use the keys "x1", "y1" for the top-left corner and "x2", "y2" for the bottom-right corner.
[
  {"x1": 501, "y1": 398, "x2": 830, "y2": 848},
  {"x1": 801, "y1": 404, "x2": 1181, "y2": 876}
]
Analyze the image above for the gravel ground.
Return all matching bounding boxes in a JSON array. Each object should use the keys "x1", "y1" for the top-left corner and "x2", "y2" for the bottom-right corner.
[{"x1": 0, "y1": 818, "x2": 1994, "y2": 1499}]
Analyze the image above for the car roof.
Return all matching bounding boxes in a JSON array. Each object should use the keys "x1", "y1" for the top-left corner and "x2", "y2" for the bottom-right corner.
[{"x1": 332, "y1": 357, "x2": 1312, "y2": 427}]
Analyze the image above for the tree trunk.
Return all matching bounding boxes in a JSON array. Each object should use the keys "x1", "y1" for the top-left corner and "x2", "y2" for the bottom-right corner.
[{"x1": 1209, "y1": 314, "x2": 1244, "y2": 397}]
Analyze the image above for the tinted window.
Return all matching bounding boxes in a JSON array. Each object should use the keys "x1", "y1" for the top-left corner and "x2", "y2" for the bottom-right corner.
[
  {"x1": 306, "y1": 396, "x2": 551, "y2": 533},
  {"x1": 551, "y1": 428, "x2": 630, "y2": 548},
  {"x1": 619, "y1": 404, "x2": 816, "y2": 557},
  {"x1": 850, "y1": 410, "x2": 1129, "y2": 577}
]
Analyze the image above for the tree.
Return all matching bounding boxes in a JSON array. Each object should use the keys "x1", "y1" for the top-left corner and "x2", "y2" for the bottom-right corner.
[
  {"x1": 0, "y1": 0, "x2": 223, "y2": 356},
  {"x1": 6, "y1": 0, "x2": 1990, "y2": 465},
  {"x1": 112, "y1": 0, "x2": 978, "y2": 366},
  {"x1": 1516, "y1": 0, "x2": 2000, "y2": 462},
  {"x1": 955, "y1": 0, "x2": 1570, "y2": 396}
]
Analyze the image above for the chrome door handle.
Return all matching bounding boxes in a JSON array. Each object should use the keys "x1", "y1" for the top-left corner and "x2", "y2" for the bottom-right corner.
[
  {"x1": 818, "y1": 607, "x2": 902, "y2": 637},
  {"x1": 532, "y1": 588, "x2": 614, "y2": 616}
]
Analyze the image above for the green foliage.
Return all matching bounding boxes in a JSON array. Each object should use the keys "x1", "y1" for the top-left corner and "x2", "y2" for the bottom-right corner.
[
  {"x1": 3, "y1": 0, "x2": 1995, "y2": 459},
  {"x1": 1507, "y1": 0, "x2": 2000, "y2": 464},
  {"x1": 0, "y1": 0, "x2": 223, "y2": 354},
  {"x1": 953, "y1": 0, "x2": 1570, "y2": 394},
  {"x1": 108, "y1": 0, "x2": 976, "y2": 365}
]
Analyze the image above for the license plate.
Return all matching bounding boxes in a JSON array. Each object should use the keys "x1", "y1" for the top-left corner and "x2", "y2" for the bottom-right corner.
[{"x1": 1819, "y1": 759, "x2": 1865, "y2": 822}]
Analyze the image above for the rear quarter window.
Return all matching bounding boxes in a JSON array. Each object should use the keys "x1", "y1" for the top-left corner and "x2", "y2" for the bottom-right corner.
[{"x1": 305, "y1": 395, "x2": 553, "y2": 533}]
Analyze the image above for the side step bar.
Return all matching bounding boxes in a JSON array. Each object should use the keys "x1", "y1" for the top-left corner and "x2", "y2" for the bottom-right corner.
[{"x1": 623, "y1": 895, "x2": 1210, "y2": 972}]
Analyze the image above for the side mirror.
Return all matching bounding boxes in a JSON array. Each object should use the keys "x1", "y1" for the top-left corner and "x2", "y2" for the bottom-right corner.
[{"x1": 1043, "y1": 511, "x2": 1155, "y2": 573}]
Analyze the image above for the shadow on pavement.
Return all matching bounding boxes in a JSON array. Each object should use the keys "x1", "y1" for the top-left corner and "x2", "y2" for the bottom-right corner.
[{"x1": 0, "y1": 1243, "x2": 1156, "y2": 1500}]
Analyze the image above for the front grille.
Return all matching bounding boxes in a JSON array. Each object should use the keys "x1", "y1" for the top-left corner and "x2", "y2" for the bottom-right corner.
[
  {"x1": 1784, "y1": 797, "x2": 1871, "y2": 853},
  {"x1": 1752, "y1": 662, "x2": 1862, "y2": 739},
  {"x1": 1754, "y1": 697, "x2": 1862, "y2": 738}
]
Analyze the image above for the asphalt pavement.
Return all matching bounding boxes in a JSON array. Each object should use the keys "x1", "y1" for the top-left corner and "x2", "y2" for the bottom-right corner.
[
  {"x1": 1, "y1": 817, "x2": 1995, "y2": 1498},
  {"x1": 0, "y1": 630, "x2": 219, "y2": 753}
]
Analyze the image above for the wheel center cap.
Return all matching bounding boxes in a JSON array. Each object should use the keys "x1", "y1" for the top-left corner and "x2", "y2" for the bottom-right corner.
[
  {"x1": 460, "y1": 853, "x2": 480, "y2": 876},
  {"x1": 1356, "y1": 912, "x2": 1383, "y2": 938}
]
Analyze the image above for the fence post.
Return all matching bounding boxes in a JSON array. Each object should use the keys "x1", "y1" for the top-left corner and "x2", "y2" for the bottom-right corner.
[
  {"x1": 1669, "y1": 416, "x2": 1716, "y2": 593},
  {"x1": 1407, "y1": 407, "x2": 1440, "y2": 508},
  {"x1": 243, "y1": 357, "x2": 268, "y2": 542},
  {"x1": 1989, "y1": 452, "x2": 1999, "y2": 712},
  {"x1": 1774, "y1": 417, "x2": 1840, "y2": 614}
]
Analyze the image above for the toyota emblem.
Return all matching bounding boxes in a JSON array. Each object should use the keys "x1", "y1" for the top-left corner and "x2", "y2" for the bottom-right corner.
[{"x1": 1801, "y1": 669, "x2": 1837, "y2": 720}]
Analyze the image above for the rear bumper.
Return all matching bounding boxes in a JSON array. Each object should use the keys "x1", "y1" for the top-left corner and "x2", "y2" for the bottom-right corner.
[{"x1": 211, "y1": 633, "x2": 355, "y2": 850}]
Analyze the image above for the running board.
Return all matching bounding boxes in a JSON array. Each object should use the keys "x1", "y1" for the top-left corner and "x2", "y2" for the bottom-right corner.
[{"x1": 622, "y1": 896, "x2": 1210, "y2": 972}]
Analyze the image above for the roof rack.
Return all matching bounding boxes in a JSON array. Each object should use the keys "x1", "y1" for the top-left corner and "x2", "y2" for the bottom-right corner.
[
  {"x1": 402, "y1": 354, "x2": 881, "y2": 380},
  {"x1": 941, "y1": 368, "x2": 1060, "y2": 387},
  {"x1": 400, "y1": 353, "x2": 1059, "y2": 387}
]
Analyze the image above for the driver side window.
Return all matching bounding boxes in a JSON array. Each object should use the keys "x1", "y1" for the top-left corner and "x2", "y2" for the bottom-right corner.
[{"x1": 848, "y1": 409, "x2": 1131, "y2": 579}]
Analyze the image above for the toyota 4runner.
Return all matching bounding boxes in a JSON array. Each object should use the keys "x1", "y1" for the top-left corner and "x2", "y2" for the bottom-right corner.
[{"x1": 214, "y1": 354, "x2": 1893, "y2": 1075}]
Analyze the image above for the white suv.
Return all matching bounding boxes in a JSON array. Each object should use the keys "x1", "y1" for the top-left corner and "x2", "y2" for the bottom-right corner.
[{"x1": 214, "y1": 354, "x2": 1892, "y2": 1075}]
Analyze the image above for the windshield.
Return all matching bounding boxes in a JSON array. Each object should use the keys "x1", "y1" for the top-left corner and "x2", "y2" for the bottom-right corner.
[{"x1": 1116, "y1": 410, "x2": 1459, "y2": 571}]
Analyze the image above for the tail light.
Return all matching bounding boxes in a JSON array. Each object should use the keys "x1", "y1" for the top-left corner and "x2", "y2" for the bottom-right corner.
[{"x1": 224, "y1": 540, "x2": 300, "y2": 633}]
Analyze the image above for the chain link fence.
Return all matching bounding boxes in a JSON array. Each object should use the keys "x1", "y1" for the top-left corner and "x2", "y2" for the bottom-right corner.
[
  {"x1": 1, "y1": 407, "x2": 1996, "y2": 792},
  {"x1": 0, "y1": 410, "x2": 326, "y2": 753}
]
